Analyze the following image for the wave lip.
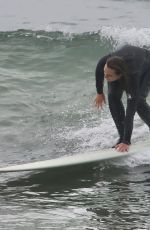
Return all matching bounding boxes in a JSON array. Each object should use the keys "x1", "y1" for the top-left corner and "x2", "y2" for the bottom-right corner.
[
  {"x1": 100, "y1": 26, "x2": 150, "y2": 48},
  {"x1": 1, "y1": 26, "x2": 150, "y2": 49}
]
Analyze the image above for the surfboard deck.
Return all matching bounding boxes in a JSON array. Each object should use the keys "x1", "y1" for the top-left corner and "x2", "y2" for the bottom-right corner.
[{"x1": 0, "y1": 141, "x2": 149, "y2": 173}]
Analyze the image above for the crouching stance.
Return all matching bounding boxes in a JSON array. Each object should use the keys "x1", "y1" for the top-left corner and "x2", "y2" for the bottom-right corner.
[{"x1": 95, "y1": 45, "x2": 150, "y2": 152}]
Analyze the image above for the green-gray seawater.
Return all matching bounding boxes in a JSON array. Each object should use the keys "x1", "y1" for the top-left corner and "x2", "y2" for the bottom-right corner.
[{"x1": 0, "y1": 0, "x2": 150, "y2": 229}]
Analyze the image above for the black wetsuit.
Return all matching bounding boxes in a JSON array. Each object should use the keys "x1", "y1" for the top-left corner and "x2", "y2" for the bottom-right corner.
[{"x1": 95, "y1": 45, "x2": 150, "y2": 144}]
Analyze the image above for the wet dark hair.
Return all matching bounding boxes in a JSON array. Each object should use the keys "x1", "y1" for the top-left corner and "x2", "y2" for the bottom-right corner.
[{"x1": 106, "y1": 56, "x2": 129, "y2": 92}]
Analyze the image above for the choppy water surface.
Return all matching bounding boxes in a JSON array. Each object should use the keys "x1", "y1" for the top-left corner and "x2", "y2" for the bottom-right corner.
[
  {"x1": 0, "y1": 163, "x2": 150, "y2": 229},
  {"x1": 0, "y1": 0, "x2": 150, "y2": 229}
]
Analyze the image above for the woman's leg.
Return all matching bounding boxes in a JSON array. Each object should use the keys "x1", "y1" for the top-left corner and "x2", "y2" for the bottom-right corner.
[
  {"x1": 108, "y1": 80, "x2": 125, "y2": 142},
  {"x1": 137, "y1": 72, "x2": 150, "y2": 128}
]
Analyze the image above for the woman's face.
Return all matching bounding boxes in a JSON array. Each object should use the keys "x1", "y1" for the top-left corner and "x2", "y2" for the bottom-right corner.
[{"x1": 104, "y1": 64, "x2": 121, "y2": 82}]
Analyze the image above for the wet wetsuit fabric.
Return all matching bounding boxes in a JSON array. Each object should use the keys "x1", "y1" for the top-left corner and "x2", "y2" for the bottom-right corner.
[{"x1": 95, "y1": 45, "x2": 150, "y2": 144}]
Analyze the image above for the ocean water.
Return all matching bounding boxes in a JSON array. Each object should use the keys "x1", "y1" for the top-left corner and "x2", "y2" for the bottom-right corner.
[{"x1": 0, "y1": 0, "x2": 150, "y2": 229}]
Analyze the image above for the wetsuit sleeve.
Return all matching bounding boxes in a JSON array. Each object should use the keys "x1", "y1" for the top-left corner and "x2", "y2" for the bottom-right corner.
[
  {"x1": 123, "y1": 76, "x2": 140, "y2": 144},
  {"x1": 95, "y1": 55, "x2": 109, "y2": 94}
]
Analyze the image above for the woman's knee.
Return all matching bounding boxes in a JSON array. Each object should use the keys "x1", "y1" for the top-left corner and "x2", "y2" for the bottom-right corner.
[
  {"x1": 108, "y1": 92, "x2": 121, "y2": 103},
  {"x1": 137, "y1": 97, "x2": 148, "y2": 111}
]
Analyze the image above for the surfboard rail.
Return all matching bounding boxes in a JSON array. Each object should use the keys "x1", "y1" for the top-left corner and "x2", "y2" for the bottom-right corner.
[{"x1": 0, "y1": 141, "x2": 149, "y2": 173}]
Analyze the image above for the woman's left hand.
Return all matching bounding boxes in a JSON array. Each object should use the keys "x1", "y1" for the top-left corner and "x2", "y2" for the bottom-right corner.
[{"x1": 115, "y1": 143, "x2": 130, "y2": 152}]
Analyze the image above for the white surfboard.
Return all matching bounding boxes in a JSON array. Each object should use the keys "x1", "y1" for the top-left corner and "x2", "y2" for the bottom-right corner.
[{"x1": 0, "y1": 141, "x2": 149, "y2": 173}]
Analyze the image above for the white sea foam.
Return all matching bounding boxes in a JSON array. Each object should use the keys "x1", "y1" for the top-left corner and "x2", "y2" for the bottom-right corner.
[
  {"x1": 61, "y1": 112, "x2": 150, "y2": 167},
  {"x1": 100, "y1": 26, "x2": 150, "y2": 48}
]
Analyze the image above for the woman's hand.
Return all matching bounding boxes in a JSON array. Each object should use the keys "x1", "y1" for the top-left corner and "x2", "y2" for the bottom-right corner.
[
  {"x1": 115, "y1": 143, "x2": 130, "y2": 152},
  {"x1": 94, "y1": 93, "x2": 106, "y2": 108}
]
